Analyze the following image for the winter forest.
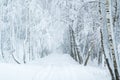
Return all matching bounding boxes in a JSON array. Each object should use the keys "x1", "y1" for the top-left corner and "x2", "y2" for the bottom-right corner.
[{"x1": 0, "y1": 0, "x2": 120, "y2": 80}]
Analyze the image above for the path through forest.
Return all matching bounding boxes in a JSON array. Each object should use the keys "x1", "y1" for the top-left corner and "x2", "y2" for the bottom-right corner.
[{"x1": 0, "y1": 53, "x2": 110, "y2": 80}]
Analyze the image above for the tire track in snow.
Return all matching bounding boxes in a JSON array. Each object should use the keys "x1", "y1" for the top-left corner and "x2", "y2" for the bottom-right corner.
[
  {"x1": 33, "y1": 65, "x2": 52, "y2": 80},
  {"x1": 46, "y1": 65, "x2": 56, "y2": 80},
  {"x1": 64, "y1": 66, "x2": 79, "y2": 80},
  {"x1": 32, "y1": 67, "x2": 45, "y2": 80},
  {"x1": 30, "y1": 54, "x2": 110, "y2": 80},
  {"x1": 67, "y1": 66, "x2": 77, "y2": 80}
]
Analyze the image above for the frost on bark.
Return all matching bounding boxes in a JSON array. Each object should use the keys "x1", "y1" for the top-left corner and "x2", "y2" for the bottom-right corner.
[
  {"x1": 11, "y1": 53, "x2": 20, "y2": 64},
  {"x1": 84, "y1": 42, "x2": 94, "y2": 66},
  {"x1": 105, "y1": 0, "x2": 120, "y2": 79},
  {"x1": 100, "y1": 29, "x2": 115, "y2": 80},
  {"x1": 69, "y1": 26, "x2": 83, "y2": 64}
]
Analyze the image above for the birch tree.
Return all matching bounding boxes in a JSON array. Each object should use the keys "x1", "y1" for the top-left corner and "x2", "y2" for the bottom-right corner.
[{"x1": 105, "y1": 0, "x2": 120, "y2": 79}]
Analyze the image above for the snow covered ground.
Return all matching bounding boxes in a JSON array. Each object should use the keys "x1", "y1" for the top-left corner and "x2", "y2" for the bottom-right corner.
[{"x1": 0, "y1": 53, "x2": 110, "y2": 80}]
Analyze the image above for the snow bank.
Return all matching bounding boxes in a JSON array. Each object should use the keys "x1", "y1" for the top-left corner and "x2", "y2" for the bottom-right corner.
[
  {"x1": 29, "y1": 53, "x2": 79, "y2": 66},
  {"x1": 0, "y1": 53, "x2": 111, "y2": 80}
]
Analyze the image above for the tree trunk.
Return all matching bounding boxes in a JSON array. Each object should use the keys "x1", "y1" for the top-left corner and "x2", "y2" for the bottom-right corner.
[
  {"x1": 105, "y1": 0, "x2": 120, "y2": 79},
  {"x1": 100, "y1": 29, "x2": 115, "y2": 80},
  {"x1": 11, "y1": 53, "x2": 20, "y2": 64},
  {"x1": 84, "y1": 42, "x2": 94, "y2": 66},
  {"x1": 69, "y1": 26, "x2": 83, "y2": 64},
  {"x1": 1, "y1": 32, "x2": 4, "y2": 59}
]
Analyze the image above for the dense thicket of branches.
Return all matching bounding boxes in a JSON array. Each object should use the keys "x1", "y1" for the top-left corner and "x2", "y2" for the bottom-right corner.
[{"x1": 0, "y1": 0, "x2": 120, "y2": 79}]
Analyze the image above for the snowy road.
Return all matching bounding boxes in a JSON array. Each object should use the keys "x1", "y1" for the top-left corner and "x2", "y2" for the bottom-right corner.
[{"x1": 0, "y1": 54, "x2": 110, "y2": 80}]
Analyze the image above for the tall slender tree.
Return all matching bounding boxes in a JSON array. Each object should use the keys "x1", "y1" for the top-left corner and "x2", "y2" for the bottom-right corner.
[{"x1": 105, "y1": 0, "x2": 120, "y2": 79}]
